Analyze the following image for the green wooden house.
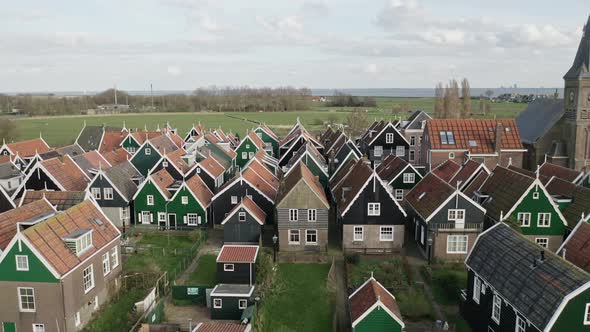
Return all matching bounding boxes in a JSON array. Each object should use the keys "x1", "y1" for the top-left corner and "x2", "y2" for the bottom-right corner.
[
  {"x1": 376, "y1": 155, "x2": 423, "y2": 201},
  {"x1": 480, "y1": 166, "x2": 568, "y2": 252},
  {"x1": 167, "y1": 175, "x2": 213, "y2": 227},
  {"x1": 130, "y1": 134, "x2": 179, "y2": 177},
  {"x1": 132, "y1": 168, "x2": 175, "y2": 228},
  {"x1": 283, "y1": 142, "x2": 329, "y2": 187},
  {"x1": 254, "y1": 125, "x2": 280, "y2": 157},
  {"x1": 349, "y1": 276, "x2": 404, "y2": 332},
  {"x1": 209, "y1": 284, "x2": 254, "y2": 320},
  {"x1": 235, "y1": 132, "x2": 266, "y2": 169},
  {"x1": 197, "y1": 137, "x2": 237, "y2": 182}
]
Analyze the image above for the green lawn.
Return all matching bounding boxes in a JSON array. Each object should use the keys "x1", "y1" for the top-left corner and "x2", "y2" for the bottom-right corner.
[
  {"x1": 257, "y1": 263, "x2": 333, "y2": 332},
  {"x1": 11, "y1": 97, "x2": 528, "y2": 147},
  {"x1": 81, "y1": 289, "x2": 145, "y2": 332},
  {"x1": 186, "y1": 254, "x2": 217, "y2": 286}
]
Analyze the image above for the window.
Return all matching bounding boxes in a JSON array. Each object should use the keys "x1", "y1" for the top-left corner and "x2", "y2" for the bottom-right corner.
[
  {"x1": 213, "y1": 298, "x2": 222, "y2": 308},
  {"x1": 449, "y1": 152, "x2": 455, "y2": 159},
  {"x1": 102, "y1": 253, "x2": 111, "y2": 275},
  {"x1": 440, "y1": 131, "x2": 448, "y2": 144},
  {"x1": 386, "y1": 133, "x2": 394, "y2": 144},
  {"x1": 353, "y1": 226, "x2": 364, "y2": 241},
  {"x1": 308, "y1": 209, "x2": 317, "y2": 222},
  {"x1": 145, "y1": 148, "x2": 151, "y2": 155},
  {"x1": 289, "y1": 209, "x2": 298, "y2": 221},
  {"x1": 420, "y1": 225, "x2": 425, "y2": 245},
  {"x1": 536, "y1": 238, "x2": 549, "y2": 248},
  {"x1": 395, "y1": 146, "x2": 405, "y2": 156},
  {"x1": 306, "y1": 229, "x2": 318, "y2": 245},
  {"x1": 162, "y1": 161, "x2": 168, "y2": 167},
  {"x1": 374, "y1": 145, "x2": 383, "y2": 157},
  {"x1": 158, "y1": 212, "x2": 167, "y2": 223},
  {"x1": 249, "y1": 152, "x2": 254, "y2": 158},
  {"x1": 516, "y1": 316, "x2": 526, "y2": 332},
  {"x1": 447, "y1": 235, "x2": 468, "y2": 254},
  {"x1": 517, "y1": 212, "x2": 531, "y2": 227},
  {"x1": 239, "y1": 212, "x2": 246, "y2": 222},
  {"x1": 409, "y1": 150, "x2": 415, "y2": 162},
  {"x1": 440, "y1": 131, "x2": 455, "y2": 145},
  {"x1": 111, "y1": 247, "x2": 119, "y2": 268},
  {"x1": 448, "y1": 209, "x2": 465, "y2": 224},
  {"x1": 181, "y1": 196, "x2": 189, "y2": 205},
  {"x1": 224, "y1": 264, "x2": 234, "y2": 271},
  {"x1": 289, "y1": 230, "x2": 300, "y2": 244},
  {"x1": 491, "y1": 293, "x2": 501, "y2": 324},
  {"x1": 410, "y1": 136, "x2": 416, "y2": 146},
  {"x1": 533, "y1": 192, "x2": 539, "y2": 199},
  {"x1": 368, "y1": 203, "x2": 381, "y2": 216},
  {"x1": 380, "y1": 226, "x2": 394, "y2": 241},
  {"x1": 246, "y1": 144, "x2": 250, "y2": 149},
  {"x1": 75, "y1": 312, "x2": 81, "y2": 326},
  {"x1": 33, "y1": 324, "x2": 45, "y2": 332},
  {"x1": 91, "y1": 187, "x2": 101, "y2": 199},
  {"x1": 241, "y1": 152, "x2": 247, "y2": 159},
  {"x1": 196, "y1": 167, "x2": 201, "y2": 174},
  {"x1": 16, "y1": 255, "x2": 29, "y2": 271},
  {"x1": 128, "y1": 146, "x2": 136, "y2": 154},
  {"x1": 538, "y1": 213, "x2": 551, "y2": 227},
  {"x1": 141, "y1": 211, "x2": 152, "y2": 224},
  {"x1": 83, "y1": 265, "x2": 95, "y2": 293},
  {"x1": 584, "y1": 303, "x2": 590, "y2": 325},
  {"x1": 473, "y1": 277, "x2": 481, "y2": 304},
  {"x1": 231, "y1": 196, "x2": 238, "y2": 204},
  {"x1": 147, "y1": 195, "x2": 154, "y2": 206},
  {"x1": 103, "y1": 188, "x2": 113, "y2": 200},
  {"x1": 239, "y1": 299, "x2": 248, "y2": 309},
  {"x1": 187, "y1": 214, "x2": 199, "y2": 226},
  {"x1": 403, "y1": 173, "x2": 415, "y2": 183},
  {"x1": 70, "y1": 231, "x2": 93, "y2": 255},
  {"x1": 18, "y1": 287, "x2": 35, "y2": 312},
  {"x1": 394, "y1": 189, "x2": 404, "y2": 201}
]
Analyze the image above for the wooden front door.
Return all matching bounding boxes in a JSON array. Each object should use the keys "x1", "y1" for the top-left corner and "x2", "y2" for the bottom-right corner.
[{"x1": 168, "y1": 214, "x2": 177, "y2": 230}]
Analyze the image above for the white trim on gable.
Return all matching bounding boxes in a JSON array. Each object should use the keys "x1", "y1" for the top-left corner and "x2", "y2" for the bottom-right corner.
[
  {"x1": 341, "y1": 173, "x2": 407, "y2": 217},
  {"x1": 12, "y1": 161, "x2": 66, "y2": 200},
  {"x1": 425, "y1": 190, "x2": 486, "y2": 223},
  {"x1": 88, "y1": 169, "x2": 130, "y2": 203},
  {"x1": 0, "y1": 233, "x2": 61, "y2": 279},
  {"x1": 544, "y1": 281, "x2": 590, "y2": 332},
  {"x1": 132, "y1": 175, "x2": 169, "y2": 202},
  {"x1": 387, "y1": 162, "x2": 423, "y2": 185},
  {"x1": 220, "y1": 201, "x2": 265, "y2": 225},
  {"x1": 368, "y1": 122, "x2": 410, "y2": 147},
  {"x1": 329, "y1": 151, "x2": 359, "y2": 182}
]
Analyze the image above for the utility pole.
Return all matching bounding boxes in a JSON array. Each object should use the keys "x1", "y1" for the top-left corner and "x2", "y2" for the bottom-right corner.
[
  {"x1": 114, "y1": 84, "x2": 118, "y2": 105},
  {"x1": 151, "y1": 83, "x2": 154, "y2": 109}
]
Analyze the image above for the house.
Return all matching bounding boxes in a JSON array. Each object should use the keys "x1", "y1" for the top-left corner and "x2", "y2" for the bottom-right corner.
[
  {"x1": 0, "y1": 200, "x2": 121, "y2": 332},
  {"x1": 479, "y1": 166, "x2": 568, "y2": 251},
  {"x1": 405, "y1": 173, "x2": 486, "y2": 262},
  {"x1": 196, "y1": 138, "x2": 237, "y2": 182},
  {"x1": 166, "y1": 175, "x2": 213, "y2": 228},
  {"x1": 120, "y1": 129, "x2": 166, "y2": 155},
  {"x1": 349, "y1": 276, "x2": 404, "y2": 332},
  {"x1": 545, "y1": 176, "x2": 590, "y2": 227},
  {"x1": 221, "y1": 197, "x2": 265, "y2": 244},
  {"x1": 0, "y1": 137, "x2": 52, "y2": 161},
  {"x1": 283, "y1": 142, "x2": 329, "y2": 187},
  {"x1": 216, "y1": 245, "x2": 259, "y2": 285},
  {"x1": 422, "y1": 119, "x2": 526, "y2": 171},
  {"x1": 276, "y1": 162, "x2": 330, "y2": 252},
  {"x1": 323, "y1": 129, "x2": 361, "y2": 175},
  {"x1": 235, "y1": 131, "x2": 266, "y2": 169},
  {"x1": 130, "y1": 134, "x2": 180, "y2": 176},
  {"x1": 210, "y1": 159, "x2": 278, "y2": 226},
  {"x1": 56, "y1": 144, "x2": 85, "y2": 157},
  {"x1": 0, "y1": 160, "x2": 24, "y2": 197},
  {"x1": 71, "y1": 150, "x2": 111, "y2": 178},
  {"x1": 19, "y1": 190, "x2": 88, "y2": 211},
  {"x1": 87, "y1": 161, "x2": 140, "y2": 228},
  {"x1": 279, "y1": 125, "x2": 323, "y2": 167},
  {"x1": 74, "y1": 123, "x2": 125, "y2": 152},
  {"x1": 184, "y1": 123, "x2": 206, "y2": 143},
  {"x1": 209, "y1": 284, "x2": 254, "y2": 320},
  {"x1": 463, "y1": 222, "x2": 590, "y2": 332},
  {"x1": 399, "y1": 110, "x2": 431, "y2": 169},
  {"x1": 192, "y1": 322, "x2": 251, "y2": 332},
  {"x1": 132, "y1": 168, "x2": 175, "y2": 228},
  {"x1": 376, "y1": 155, "x2": 423, "y2": 201},
  {"x1": 538, "y1": 161, "x2": 584, "y2": 184},
  {"x1": 186, "y1": 155, "x2": 225, "y2": 192},
  {"x1": 431, "y1": 159, "x2": 461, "y2": 183},
  {"x1": 150, "y1": 149, "x2": 192, "y2": 181},
  {"x1": 449, "y1": 159, "x2": 491, "y2": 192},
  {"x1": 251, "y1": 150, "x2": 280, "y2": 176},
  {"x1": 14, "y1": 155, "x2": 90, "y2": 200},
  {"x1": 331, "y1": 159, "x2": 407, "y2": 253},
  {"x1": 254, "y1": 124, "x2": 280, "y2": 157},
  {"x1": 0, "y1": 199, "x2": 56, "y2": 253},
  {"x1": 359, "y1": 120, "x2": 410, "y2": 166}
]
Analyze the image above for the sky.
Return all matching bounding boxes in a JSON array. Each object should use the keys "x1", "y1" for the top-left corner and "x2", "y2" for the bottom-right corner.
[{"x1": 1, "y1": 0, "x2": 589, "y2": 92}]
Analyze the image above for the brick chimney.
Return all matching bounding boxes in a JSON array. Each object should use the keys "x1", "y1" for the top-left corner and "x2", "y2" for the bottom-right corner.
[{"x1": 494, "y1": 122, "x2": 503, "y2": 154}]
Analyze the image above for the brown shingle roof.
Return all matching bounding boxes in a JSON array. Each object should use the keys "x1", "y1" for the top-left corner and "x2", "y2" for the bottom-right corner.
[
  {"x1": 149, "y1": 135, "x2": 180, "y2": 155},
  {"x1": 102, "y1": 148, "x2": 131, "y2": 166},
  {"x1": 166, "y1": 149, "x2": 190, "y2": 174},
  {"x1": 0, "y1": 199, "x2": 55, "y2": 250},
  {"x1": 406, "y1": 173, "x2": 455, "y2": 220},
  {"x1": 349, "y1": 277, "x2": 402, "y2": 326},
  {"x1": 332, "y1": 159, "x2": 373, "y2": 210},
  {"x1": 450, "y1": 159, "x2": 483, "y2": 187},
  {"x1": 277, "y1": 162, "x2": 328, "y2": 207},
  {"x1": 217, "y1": 245, "x2": 259, "y2": 263},
  {"x1": 376, "y1": 155, "x2": 409, "y2": 183},
  {"x1": 72, "y1": 150, "x2": 111, "y2": 178},
  {"x1": 559, "y1": 221, "x2": 590, "y2": 273},
  {"x1": 222, "y1": 196, "x2": 266, "y2": 225},
  {"x1": 7, "y1": 138, "x2": 51, "y2": 157},
  {"x1": 194, "y1": 322, "x2": 250, "y2": 332},
  {"x1": 151, "y1": 168, "x2": 175, "y2": 198},
  {"x1": 462, "y1": 171, "x2": 489, "y2": 197},
  {"x1": 22, "y1": 200, "x2": 120, "y2": 276},
  {"x1": 432, "y1": 159, "x2": 461, "y2": 183},
  {"x1": 20, "y1": 190, "x2": 87, "y2": 211},
  {"x1": 546, "y1": 177, "x2": 590, "y2": 225},
  {"x1": 539, "y1": 162, "x2": 582, "y2": 183},
  {"x1": 99, "y1": 131, "x2": 126, "y2": 153},
  {"x1": 185, "y1": 175, "x2": 213, "y2": 207},
  {"x1": 426, "y1": 119, "x2": 523, "y2": 153},
  {"x1": 41, "y1": 156, "x2": 89, "y2": 191},
  {"x1": 480, "y1": 166, "x2": 534, "y2": 221}
]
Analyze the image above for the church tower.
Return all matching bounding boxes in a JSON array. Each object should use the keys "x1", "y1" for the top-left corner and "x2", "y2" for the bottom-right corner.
[{"x1": 563, "y1": 15, "x2": 590, "y2": 170}]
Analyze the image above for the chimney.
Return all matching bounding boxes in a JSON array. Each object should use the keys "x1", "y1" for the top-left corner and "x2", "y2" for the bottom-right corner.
[
  {"x1": 494, "y1": 122, "x2": 503, "y2": 154},
  {"x1": 532, "y1": 256, "x2": 537, "y2": 268},
  {"x1": 562, "y1": 248, "x2": 567, "y2": 259},
  {"x1": 540, "y1": 250, "x2": 545, "y2": 262}
]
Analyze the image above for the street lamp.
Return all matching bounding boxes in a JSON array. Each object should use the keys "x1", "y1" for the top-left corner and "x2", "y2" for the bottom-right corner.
[
  {"x1": 427, "y1": 237, "x2": 433, "y2": 266},
  {"x1": 272, "y1": 234, "x2": 278, "y2": 263}
]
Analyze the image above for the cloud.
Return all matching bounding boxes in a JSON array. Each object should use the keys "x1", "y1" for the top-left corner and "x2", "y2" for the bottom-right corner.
[
  {"x1": 364, "y1": 63, "x2": 379, "y2": 74},
  {"x1": 167, "y1": 66, "x2": 182, "y2": 76}
]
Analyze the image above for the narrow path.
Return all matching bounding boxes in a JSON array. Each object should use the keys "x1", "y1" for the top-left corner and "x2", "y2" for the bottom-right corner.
[
  {"x1": 176, "y1": 230, "x2": 223, "y2": 285},
  {"x1": 406, "y1": 256, "x2": 447, "y2": 322}
]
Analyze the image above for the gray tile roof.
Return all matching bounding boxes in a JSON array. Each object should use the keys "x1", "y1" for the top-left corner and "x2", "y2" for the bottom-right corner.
[
  {"x1": 466, "y1": 223, "x2": 590, "y2": 330},
  {"x1": 402, "y1": 110, "x2": 431, "y2": 130},
  {"x1": 57, "y1": 144, "x2": 85, "y2": 157},
  {"x1": 104, "y1": 161, "x2": 139, "y2": 201},
  {"x1": 76, "y1": 125, "x2": 104, "y2": 152},
  {"x1": 211, "y1": 284, "x2": 254, "y2": 296},
  {"x1": 516, "y1": 98, "x2": 564, "y2": 144},
  {"x1": 0, "y1": 161, "x2": 23, "y2": 180},
  {"x1": 480, "y1": 166, "x2": 534, "y2": 221}
]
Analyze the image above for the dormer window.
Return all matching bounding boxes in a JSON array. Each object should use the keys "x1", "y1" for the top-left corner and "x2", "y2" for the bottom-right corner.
[
  {"x1": 386, "y1": 133, "x2": 394, "y2": 144},
  {"x1": 439, "y1": 131, "x2": 455, "y2": 145},
  {"x1": 533, "y1": 192, "x2": 539, "y2": 200},
  {"x1": 64, "y1": 229, "x2": 93, "y2": 256},
  {"x1": 145, "y1": 148, "x2": 151, "y2": 155}
]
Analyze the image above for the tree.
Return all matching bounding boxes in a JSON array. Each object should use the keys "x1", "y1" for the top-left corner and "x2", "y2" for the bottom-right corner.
[
  {"x1": 485, "y1": 89, "x2": 494, "y2": 100},
  {"x1": 434, "y1": 82, "x2": 444, "y2": 118},
  {"x1": 0, "y1": 119, "x2": 19, "y2": 142},
  {"x1": 461, "y1": 78, "x2": 471, "y2": 118},
  {"x1": 448, "y1": 79, "x2": 461, "y2": 118},
  {"x1": 346, "y1": 109, "x2": 369, "y2": 138}
]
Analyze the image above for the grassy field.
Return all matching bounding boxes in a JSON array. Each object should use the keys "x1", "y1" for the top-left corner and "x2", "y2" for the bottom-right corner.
[
  {"x1": 186, "y1": 254, "x2": 217, "y2": 286},
  {"x1": 11, "y1": 97, "x2": 528, "y2": 147},
  {"x1": 257, "y1": 263, "x2": 333, "y2": 332}
]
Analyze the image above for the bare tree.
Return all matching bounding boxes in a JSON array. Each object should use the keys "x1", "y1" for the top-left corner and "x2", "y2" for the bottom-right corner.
[
  {"x1": 485, "y1": 89, "x2": 494, "y2": 100},
  {"x1": 434, "y1": 82, "x2": 444, "y2": 118},
  {"x1": 449, "y1": 79, "x2": 460, "y2": 118},
  {"x1": 461, "y1": 78, "x2": 471, "y2": 118},
  {"x1": 0, "y1": 119, "x2": 19, "y2": 142},
  {"x1": 346, "y1": 109, "x2": 369, "y2": 138}
]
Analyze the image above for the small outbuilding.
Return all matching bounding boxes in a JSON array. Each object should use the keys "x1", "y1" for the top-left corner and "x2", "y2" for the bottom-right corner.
[
  {"x1": 349, "y1": 276, "x2": 404, "y2": 332},
  {"x1": 221, "y1": 197, "x2": 265, "y2": 244},
  {"x1": 209, "y1": 284, "x2": 255, "y2": 320},
  {"x1": 216, "y1": 245, "x2": 259, "y2": 285}
]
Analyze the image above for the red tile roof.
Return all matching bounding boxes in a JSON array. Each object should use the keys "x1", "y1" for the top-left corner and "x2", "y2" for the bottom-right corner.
[
  {"x1": 247, "y1": 131, "x2": 266, "y2": 150},
  {"x1": 559, "y1": 221, "x2": 590, "y2": 273},
  {"x1": 151, "y1": 168, "x2": 175, "y2": 198},
  {"x1": 539, "y1": 162, "x2": 582, "y2": 183},
  {"x1": 246, "y1": 159, "x2": 279, "y2": 190},
  {"x1": 349, "y1": 277, "x2": 402, "y2": 326},
  {"x1": 22, "y1": 200, "x2": 120, "y2": 275},
  {"x1": 222, "y1": 196, "x2": 266, "y2": 225},
  {"x1": 99, "y1": 131, "x2": 126, "y2": 153},
  {"x1": 41, "y1": 156, "x2": 89, "y2": 191},
  {"x1": 258, "y1": 124, "x2": 279, "y2": 141},
  {"x1": 20, "y1": 190, "x2": 87, "y2": 211},
  {"x1": 7, "y1": 138, "x2": 51, "y2": 157},
  {"x1": 277, "y1": 162, "x2": 329, "y2": 207},
  {"x1": 198, "y1": 156, "x2": 225, "y2": 178},
  {"x1": 194, "y1": 322, "x2": 250, "y2": 332},
  {"x1": 166, "y1": 149, "x2": 190, "y2": 174},
  {"x1": 242, "y1": 168, "x2": 277, "y2": 200},
  {"x1": 426, "y1": 119, "x2": 523, "y2": 153},
  {"x1": 102, "y1": 148, "x2": 131, "y2": 166},
  {"x1": 216, "y1": 245, "x2": 259, "y2": 263},
  {"x1": 0, "y1": 199, "x2": 55, "y2": 250},
  {"x1": 432, "y1": 159, "x2": 461, "y2": 183},
  {"x1": 185, "y1": 175, "x2": 213, "y2": 207},
  {"x1": 131, "y1": 131, "x2": 163, "y2": 145}
]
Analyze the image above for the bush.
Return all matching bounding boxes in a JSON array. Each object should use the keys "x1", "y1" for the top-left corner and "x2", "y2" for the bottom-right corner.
[
  {"x1": 396, "y1": 287, "x2": 435, "y2": 320},
  {"x1": 431, "y1": 269, "x2": 467, "y2": 305},
  {"x1": 345, "y1": 254, "x2": 360, "y2": 265}
]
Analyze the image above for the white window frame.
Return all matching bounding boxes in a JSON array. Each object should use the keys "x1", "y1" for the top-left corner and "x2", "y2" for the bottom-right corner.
[
  {"x1": 473, "y1": 277, "x2": 481, "y2": 304},
  {"x1": 385, "y1": 133, "x2": 394, "y2": 144},
  {"x1": 517, "y1": 212, "x2": 531, "y2": 227},
  {"x1": 181, "y1": 196, "x2": 189, "y2": 205},
  {"x1": 308, "y1": 209, "x2": 317, "y2": 222},
  {"x1": 395, "y1": 145, "x2": 405, "y2": 157},
  {"x1": 367, "y1": 203, "x2": 381, "y2": 216},
  {"x1": 239, "y1": 299, "x2": 248, "y2": 309},
  {"x1": 102, "y1": 253, "x2": 111, "y2": 276},
  {"x1": 533, "y1": 191, "x2": 539, "y2": 199},
  {"x1": 141, "y1": 211, "x2": 152, "y2": 224},
  {"x1": 16, "y1": 255, "x2": 29, "y2": 271},
  {"x1": 374, "y1": 145, "x2": 383, "y2": 157},
  {"x1": 306, "y1": 229, "x2": 318, "y2": 245},
  {"x1": 535, "y1": 237, "x2": 549, "y2": 249},
  {"x1": 239, "y1": 212, "x2": 246, "y2": 222},
  {"x1": 516, "y1": 316, "x2": 526, "y2": 332},
  {"x1": 145, "y1": 147, "x2": 151, "y2": 155},
  {"x1": 83, "y1": 264, "x2": 95, "y2": 293},
  {"x1": 187, "y1": 213, "x2": 199, "y2": 226},
  {"x1": 449, "y1": 152, "x2": 455, "y2": 159},
  {"x1": 584, "y1": 303, "x2": 590, "y2": 325},
  {"x1": 32, "y1": 324, "x2": 45, "y2": 332},
  {"x1": 91, "y1": 187, "x2": 101, "y2": 200},
  {"x1": 288, "y1": 229, "x2": 300, "y2": 244},
  {"x1": 103, "y1": 188, "x2": 113, "y2": 200},
  {"x1": 224, "y1": 263, "x2": 234, "y2": 271},
  {"x1": 447, "y1": 235, "x2": 468, "y2": 254},
  {"x1": 353, "y1": 226, "x2": 364, "y2": 241},
  {"x1": 403, "y1": 173, "x2": 415, "y2": 183},
  {"x1": 491, "y1": 293, "x2": 501, "y2": 324},
  {"x1": 249, "y1": 152, "x2": 255, "y2": 159},
  {"x1": 162, "y1": 161, "x2": 168, "y2": 167},
  {"x1": 379, "y1": 226, "x2": 394, "y2": 242},
  {"x1": 18, "y1": 287, "x2": 36, "y2": 312},
  {"x1": 394, "y1": 189, "x2": 404, "y2": 201},
  {"x1": 147, "y1": 195, "x2": 154, "y2": 206},
  {"x1": 111, "y1": 247, "x2": 119, "y2": 268},
  {"x1": 158, "y1": 212, "x2": 167, "y2": 223},
  {"x1": 289, "y1": 209, "x2": 298, "y2": 222},
  {"x1": 231, "y1": 196, "x2": 238, "y2": 204},
  {"x1": 448, "y1": 209, "x2": 465, "y2": 222},
  {"x1": 213, "y1": 298, "x2": 222, "y2": 308},
  {"x1": 241, "y1": 152, "x2": 247, "y2": 159},
  {"x1": 420, "y1": 225, "x2": 425, "y2": 245},
  {"x1": 538, "y1": 213, "x2": 551, "y2": 227}
]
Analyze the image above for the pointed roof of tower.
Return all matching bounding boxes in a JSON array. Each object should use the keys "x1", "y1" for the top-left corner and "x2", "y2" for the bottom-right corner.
[{"x1": 564, "y1": 15, "x2": 590, "y2": 79}]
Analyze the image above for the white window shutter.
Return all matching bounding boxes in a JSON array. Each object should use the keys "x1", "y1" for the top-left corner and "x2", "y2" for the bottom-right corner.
[
  {"x1": 138, "y1": 213, "x2": 142, "y2": 222},
  {"x1": 183, "y1": 216, "x2": 187, "y2": 224}
]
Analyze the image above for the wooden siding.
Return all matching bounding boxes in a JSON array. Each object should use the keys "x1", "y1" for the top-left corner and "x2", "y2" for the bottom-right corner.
[
  {"x1": 223, "y1": 212, "x2": 261, "y2": 243},
  {"x1": 276, "y1": 208, "x2": 328, "y2": 230},
  {"x1": 211, "y1": 181, "x2": 274, "y2": 225},
  {"x1": 354, "y1": 307, "x2": 402, "y2": 332},
  {"x1": 216, "y1": 262, "x2": 255, "y2": 285}
]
